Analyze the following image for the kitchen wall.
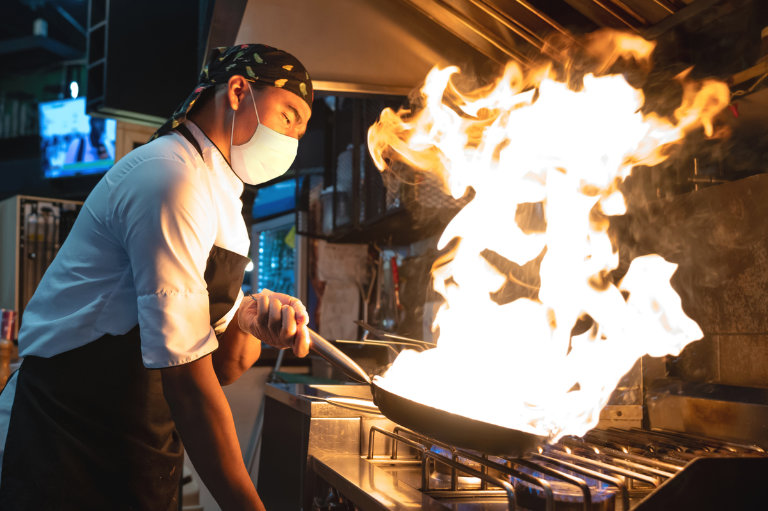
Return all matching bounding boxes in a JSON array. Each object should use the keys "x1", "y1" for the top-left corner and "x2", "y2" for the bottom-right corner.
[{"x1": 617, "y1": 172, "x2": 768, "y2": 389}]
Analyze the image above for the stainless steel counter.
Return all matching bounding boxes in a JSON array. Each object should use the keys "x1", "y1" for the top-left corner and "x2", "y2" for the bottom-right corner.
[
  {"x1": 258, "y1": 382, "x2": 395, "y2": 510},
  {"x1": 259, "y1": 382, "x2": 510, "y2": 510},
  {"x1": 264, "y1": 382, "x2": 375, "y2": 418},
  {"x1": 307, "y1": 453, "x2": 491, "y2": 510}
]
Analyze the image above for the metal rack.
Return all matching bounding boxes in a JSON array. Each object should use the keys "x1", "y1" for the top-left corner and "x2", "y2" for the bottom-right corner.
[{"x1": 365, "y1": 424, "x2": 767, "y2": 510}]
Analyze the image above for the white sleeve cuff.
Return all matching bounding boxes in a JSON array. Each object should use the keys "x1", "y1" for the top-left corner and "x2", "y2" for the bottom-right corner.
[{"x1": 138, "y1": 291, "x2": 219, "y2": 368}]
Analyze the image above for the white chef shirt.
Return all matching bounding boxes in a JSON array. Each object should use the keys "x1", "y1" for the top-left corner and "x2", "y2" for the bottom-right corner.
[{"x1": 16, "y1": 121, "x2": 250, "y2": 368}]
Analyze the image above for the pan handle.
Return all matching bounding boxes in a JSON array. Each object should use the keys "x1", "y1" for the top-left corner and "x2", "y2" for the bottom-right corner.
[{"x1": 308, "y1": 329, "x2": 372, "y2": 385}]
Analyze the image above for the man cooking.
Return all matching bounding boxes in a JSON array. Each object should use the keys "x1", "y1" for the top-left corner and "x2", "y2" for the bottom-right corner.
[{"x1": 0, "y1": 44, "x2": 313, "y2": 511}]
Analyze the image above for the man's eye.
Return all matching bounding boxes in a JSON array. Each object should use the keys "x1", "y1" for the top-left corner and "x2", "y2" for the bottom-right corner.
[{"x1": 282, "y1": 113, "x2": 290, "y2": 124}]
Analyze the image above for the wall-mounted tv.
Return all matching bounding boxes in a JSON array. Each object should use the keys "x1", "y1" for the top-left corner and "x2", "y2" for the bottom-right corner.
[{"x1": 39, "y1": 97, "x2": 117, "y2": 178}]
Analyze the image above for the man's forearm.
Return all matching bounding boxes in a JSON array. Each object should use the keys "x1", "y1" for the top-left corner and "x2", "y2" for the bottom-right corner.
[
  {"x1": 162, "y1": 355, "x2": 265, "y2": 511},
  {"x1": 212, "y1": 306, "x2": 262, "y2": 385}
]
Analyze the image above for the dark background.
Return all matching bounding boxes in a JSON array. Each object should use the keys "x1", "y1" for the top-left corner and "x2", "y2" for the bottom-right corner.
[{"x1": 1, "y1": 0, "x2": 768, "y2": 203}]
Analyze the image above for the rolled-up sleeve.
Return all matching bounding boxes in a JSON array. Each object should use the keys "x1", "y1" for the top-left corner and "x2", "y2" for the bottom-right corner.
[{"x1": 116, "y1": 158, "x2": 218, "y2": 368}]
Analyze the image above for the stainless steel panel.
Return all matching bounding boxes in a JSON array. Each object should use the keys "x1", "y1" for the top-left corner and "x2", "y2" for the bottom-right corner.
[
  {"x1": 308, "y1": 417, "x2": 362, "y2": 458},
  {"x1": 308, "y1": 453, "x2": 459, "y2": 511},
  {"x1": 233, "y1": 0, "x2": 490, "y2": 92},
  {"x1": 647, "y1": 386, "x2": 768, "y2": 447}
]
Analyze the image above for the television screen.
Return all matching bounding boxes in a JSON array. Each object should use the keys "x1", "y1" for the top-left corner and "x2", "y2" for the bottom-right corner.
[{"x1": 39, "y1": 97, "x2": 117, "y2": 178}]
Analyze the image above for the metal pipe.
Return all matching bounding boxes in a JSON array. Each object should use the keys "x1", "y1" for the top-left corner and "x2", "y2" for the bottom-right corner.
[
  {"x1": 467, "y1": 0, "x2": 544, "y2": 50},
  {"x1": 652, "y1": 0, "x2": 676, "y2": 15},
  {"x1": 428, "y1": 0, "x2": 532, "y2": 64},
  {"x1": 508, "y1": 457, "x2": 593, "y2": 510},
  {"x1": 533, "y1": 452, "x2": 630, "y2": 510},
  {"x1": 563, "y1": 438, "x2": 684, "y2": 472},
  {"x1": 513, "y1": 0, "x2": 573, "y2": 39},
  {"x1": 423, "y1": 450, "x2": 518, "y2": 509},
  {"x1": 458, "y1": 450, "x2": 555, "y2": 508},
  {"x1": 394, "y1": 427, "x2": 460, "y2": 490},
  {"x1": 367, "y1": 425, "x2": 426, "y2": 460},
  {"x1": 609, "y1": 0, "x2": 648, "y2": 24},
  {"x1": 590, "y1": 0, "x2": 639, "y2": 30},
  {"x1": 550, "y1": 447, "x2": 661, "y2": 486}
]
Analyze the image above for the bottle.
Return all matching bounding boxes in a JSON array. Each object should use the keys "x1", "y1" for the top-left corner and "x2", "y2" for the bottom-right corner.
[
  {"x1": 0, "y1": 309, "x2": 16, "y2": 389},
  {"x1": 761, "y1": 26, "x2": 768, "y2": 63}
]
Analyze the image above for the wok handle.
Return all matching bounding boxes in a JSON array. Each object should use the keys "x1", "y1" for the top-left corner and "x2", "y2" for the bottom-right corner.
[{"x1": 308, "y1": 329, "x2": 372, "y2": 385}]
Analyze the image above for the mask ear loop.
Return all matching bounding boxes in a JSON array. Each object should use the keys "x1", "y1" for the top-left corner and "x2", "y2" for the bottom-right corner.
[
  {"x1": 231, "y1": 83, "x2": 260, "y2": 150},
  {"x1": 248, "y1": 83, "x2": 261, "y2": 125},
  {"x1": 230, "y1": 95, "x2": 237, "y2": 149}
]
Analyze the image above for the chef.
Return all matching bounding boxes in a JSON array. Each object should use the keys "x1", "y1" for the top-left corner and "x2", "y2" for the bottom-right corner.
[{"x1": 0, "y1": 44, "x2": 313, "y2": 511}]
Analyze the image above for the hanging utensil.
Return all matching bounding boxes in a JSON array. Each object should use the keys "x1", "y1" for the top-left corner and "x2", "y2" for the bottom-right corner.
[{"x1": 353, "y1": 320, "x2": 436, "y2": 350}]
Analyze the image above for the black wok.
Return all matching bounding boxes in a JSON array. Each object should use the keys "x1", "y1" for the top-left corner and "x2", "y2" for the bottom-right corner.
[{"x1": 309, "y1": 329, "x2": 546, "y2": 456}]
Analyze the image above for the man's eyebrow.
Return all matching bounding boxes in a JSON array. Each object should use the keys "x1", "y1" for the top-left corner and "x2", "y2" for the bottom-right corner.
[{"x1": 286, "y1": 104, "x2": 302, "y2": 124}]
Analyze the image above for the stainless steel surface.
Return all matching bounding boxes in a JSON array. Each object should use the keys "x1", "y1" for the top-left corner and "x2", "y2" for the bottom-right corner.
[
  {"x1": 597, "y1": 405, "x2": 644, "y2": 429},
  {"x1": 313, "y1": 423, "x2": 768, "y2": 510},
  {"x1": 308, "y1": 454, "x2": 460, "y2": 511},
  {"x1": 259, "y1": 382, "x2": 385, "y2": 510},
  {"x1": 232, "y1": 0, "x2": 493, "y2": 94},
  {"x1": 266, "y1": 378, "x2": 768, "y2": 509},
  {"x1": 311, "y1": 80, "x2": 414, "y2": 97},
  {"x1": 308, "y1": 329, "x2": 372, "y2": 384},
  {"x1": 264, "y1": 382, "x2": 375, "y2": 418},
  {"x1": 402, "y1": 0, "x2": 531, "y2": 64},
  {"x1": 646, "y1": 381, "x2": 768, "y2": 447},
  {"x1": 209, "y1": 0, "x2": 702, "y2": 103},
  {"x1": 302, "y1": 395, "x2": 382, "y2": 415}
]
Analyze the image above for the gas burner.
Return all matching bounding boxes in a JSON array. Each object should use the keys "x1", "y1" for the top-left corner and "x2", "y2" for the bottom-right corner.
[
  {"x1": 353, "y1": 425, "x2": 768, "y2": 510},
  {"x1": 512, "y1": 465, "x2": 617, "y2": 511}
]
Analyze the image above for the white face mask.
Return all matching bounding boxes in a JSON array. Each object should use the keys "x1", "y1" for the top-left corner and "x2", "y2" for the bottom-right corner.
[{"x1": 229, "y1": 86, "x2": 298, "y2": 185}]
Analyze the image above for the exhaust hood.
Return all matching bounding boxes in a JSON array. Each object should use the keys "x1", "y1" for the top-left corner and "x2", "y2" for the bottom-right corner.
[{"x1": 211, "y1": 0, "x2": 732, "y2": 95}]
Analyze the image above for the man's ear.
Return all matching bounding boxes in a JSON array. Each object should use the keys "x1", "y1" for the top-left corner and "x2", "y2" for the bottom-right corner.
[{"x1": 227, "y1": 75, "x2": 249, "y2": 111}]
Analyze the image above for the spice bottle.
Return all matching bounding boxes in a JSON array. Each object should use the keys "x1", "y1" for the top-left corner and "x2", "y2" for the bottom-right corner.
[
  {"x1": 761, "y1": 26, "x2": 768, "y2": 62},
  {"x1": 0, "y1": 340, "x2": 11, "y2": 389},
  {"x1": 0, "y1": 309, "x2": 16, "y2": 389}
]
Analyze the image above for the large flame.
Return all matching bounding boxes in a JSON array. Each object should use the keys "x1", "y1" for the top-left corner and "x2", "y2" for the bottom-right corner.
[{"x1": 368, "y1": 30, "x2": 730, "y2": 441}]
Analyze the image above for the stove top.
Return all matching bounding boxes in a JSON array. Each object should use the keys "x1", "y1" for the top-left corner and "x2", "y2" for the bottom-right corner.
[
  {"x1": 307, "y1": 422, "x2": 768, "y2": 510},
  {"x1": 261, "y1": 382, "x2": 767, "y2": 510}
]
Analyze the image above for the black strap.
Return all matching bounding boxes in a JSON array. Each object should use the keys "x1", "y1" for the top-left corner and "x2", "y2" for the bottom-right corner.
[
  {"x1": 175, "y1": 123, "x2": 203, "y2": 157},
  {"x1": 76, "y1": 137, "x2": 85, "y2": 162}
]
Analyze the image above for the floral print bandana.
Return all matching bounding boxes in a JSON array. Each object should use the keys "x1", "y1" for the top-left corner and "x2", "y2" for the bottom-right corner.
[{"x1": 152, "y1": 44, "x2": 313, "y2": 140}]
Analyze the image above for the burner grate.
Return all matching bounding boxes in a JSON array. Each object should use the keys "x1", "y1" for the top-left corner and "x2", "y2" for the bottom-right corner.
[{"x1": 366, "y1": 426, "x2": 767, "y2": 510}]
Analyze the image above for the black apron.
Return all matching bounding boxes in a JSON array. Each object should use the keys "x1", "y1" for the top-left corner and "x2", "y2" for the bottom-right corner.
[{"x1": 0, "y1": 125, "x2": 250, "y2": 511}]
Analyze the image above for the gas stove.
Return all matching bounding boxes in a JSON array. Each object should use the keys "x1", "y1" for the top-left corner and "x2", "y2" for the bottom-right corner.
[
  {"x1": 257, "y1": 382, "x2": 767, "y2": 510},
  {"x1": 302, "y1": 391, "x2": 767, "y2": 510}
]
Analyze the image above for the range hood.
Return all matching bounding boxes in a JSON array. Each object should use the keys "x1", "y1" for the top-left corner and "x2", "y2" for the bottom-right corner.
[{"x1": 207, "y1": 0, "x2": 731, "y2": 95}]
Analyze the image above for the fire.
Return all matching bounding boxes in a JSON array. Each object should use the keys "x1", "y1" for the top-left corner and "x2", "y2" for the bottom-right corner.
[{"x1": 367, "y1": 30, "x2": 730, "y2": 441}]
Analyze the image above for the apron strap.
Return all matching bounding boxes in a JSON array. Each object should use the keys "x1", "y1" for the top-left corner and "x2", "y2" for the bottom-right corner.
[{"x1": 175, "y1": 123, "x2": 203, "y2": 158}]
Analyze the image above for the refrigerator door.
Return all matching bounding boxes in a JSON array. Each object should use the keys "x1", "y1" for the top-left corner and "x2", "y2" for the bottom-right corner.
[{"x1": 250, "y1": 213, "x2": 306, "y2": 301}]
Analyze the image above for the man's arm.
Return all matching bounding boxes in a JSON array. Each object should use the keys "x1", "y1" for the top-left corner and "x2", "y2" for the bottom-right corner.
[
  {"x1": 162, "y1": 354, "x2": 265, "y2": 511},
  {"x1": 212, "y1": 307, "x2": 261, "y2": 385}
]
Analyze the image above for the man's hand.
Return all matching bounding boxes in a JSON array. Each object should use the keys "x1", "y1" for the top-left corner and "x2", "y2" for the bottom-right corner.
[{"x1": 238, "y1": 289, "x2": 310, "y2": 357}]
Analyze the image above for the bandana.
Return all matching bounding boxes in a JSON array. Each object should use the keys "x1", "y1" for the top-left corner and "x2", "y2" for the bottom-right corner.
[{"x1": 152, "y1": 44, "x2": 313, "y2": 140}]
